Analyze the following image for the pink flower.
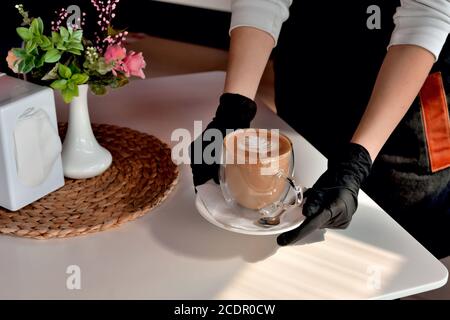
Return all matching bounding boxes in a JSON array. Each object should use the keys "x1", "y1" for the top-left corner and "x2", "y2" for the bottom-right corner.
[
  {"x1": 103, "y1": 45, "x2": 146, "y2": 79},
  {"x1": 6, "y1": 50, "x2": 20, "y2": 73},
  {"x1": 104, "y1": 44, "x2": 126, "y2": 64},
  {"x1": 123, "y1": 51, "x2": 146, "y2": 79}
]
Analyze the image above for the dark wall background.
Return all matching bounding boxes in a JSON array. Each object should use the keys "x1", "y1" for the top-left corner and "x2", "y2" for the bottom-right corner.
[{"x1": 0, "y1": 0, "x2": 231, "y2": 73}]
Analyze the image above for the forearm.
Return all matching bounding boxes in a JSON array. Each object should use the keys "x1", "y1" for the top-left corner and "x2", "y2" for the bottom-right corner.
[
  {"x1": 351, "y1": 45, "x2": 435, "y2": 160},
  {"x1": 224, "y1": 26, "x2": 274, "y2": 99}
]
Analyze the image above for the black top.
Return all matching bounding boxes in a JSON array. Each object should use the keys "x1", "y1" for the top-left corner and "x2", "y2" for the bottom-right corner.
[{"x1": 273, "y1": 0, "x2": 449, "y2": 158}]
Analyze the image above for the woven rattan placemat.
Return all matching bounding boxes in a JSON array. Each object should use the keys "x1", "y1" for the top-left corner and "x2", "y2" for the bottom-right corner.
[{"x1": 0, "y1": 123, "x2": 179, "y2": 240}]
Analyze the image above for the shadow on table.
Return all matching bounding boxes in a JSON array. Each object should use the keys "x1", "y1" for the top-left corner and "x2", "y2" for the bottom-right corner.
[
  {"x1": 147, "y1": 176, "x2": 442, "y2": 299},
  {"x1": 146, "y1": 179, "x2": 325, "y2": 263}
]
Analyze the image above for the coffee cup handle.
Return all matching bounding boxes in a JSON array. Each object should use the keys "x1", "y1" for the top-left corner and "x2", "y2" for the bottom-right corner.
[
  {"x1": 258, "y1": 173, "x2": 306, "y2": 216},
  {"x1": 276, "y1": 171, "x2": 305, "y2": 209},
  {"x1": 284, "y1": 175, "x2": 304, "y2": 208}
]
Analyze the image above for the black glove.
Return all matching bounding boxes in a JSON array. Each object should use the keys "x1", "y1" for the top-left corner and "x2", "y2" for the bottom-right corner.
[
  {"x1": 189, "y1": 93, "x2": 257, "y2": 187},
  {"x1": 277, "y1": 143, "x2": 372, "y2": 246}
]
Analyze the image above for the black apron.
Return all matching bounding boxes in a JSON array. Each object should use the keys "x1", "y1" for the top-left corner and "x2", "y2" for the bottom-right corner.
[{"x1": 274, "y1": 1, "x2": 450, "y2": 257}]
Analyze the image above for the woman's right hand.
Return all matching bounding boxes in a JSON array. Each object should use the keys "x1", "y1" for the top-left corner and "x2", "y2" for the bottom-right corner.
[
  {"x1": 189, "y1": 93, "x2": 257, "y2": 187},
  {"x1": 189, "y1": 26, "x2": 273, "y2": 188}
]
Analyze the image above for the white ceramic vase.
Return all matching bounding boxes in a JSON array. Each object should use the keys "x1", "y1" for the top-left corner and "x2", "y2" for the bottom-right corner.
[{"x1": 61, "y1": 84, "x2": 112, "y2": 179}]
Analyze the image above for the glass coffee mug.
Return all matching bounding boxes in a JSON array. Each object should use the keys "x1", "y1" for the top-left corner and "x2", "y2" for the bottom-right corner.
[{"x1": 219, "y1": 129, "x2": 304, "y2": 217}]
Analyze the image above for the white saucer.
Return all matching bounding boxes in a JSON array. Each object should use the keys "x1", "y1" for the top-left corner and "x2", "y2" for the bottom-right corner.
[{"x1": 195, "y1": 183, "x2": 305, "y2": 236}]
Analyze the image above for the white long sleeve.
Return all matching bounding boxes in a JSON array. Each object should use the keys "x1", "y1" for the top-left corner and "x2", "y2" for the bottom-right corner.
[
  {"x1": 389, "y1": 0, "x2": 450, "y2": 60},
  {"x1": 229, "y1": 0, "x2": 292, "y2": 45},
  {"x1": 230, "y1": 0, "x2": 450, "y2": 59}
]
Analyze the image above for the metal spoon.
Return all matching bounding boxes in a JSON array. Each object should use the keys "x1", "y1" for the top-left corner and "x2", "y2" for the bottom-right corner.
[
  {"x1": 257, "y1": 189, "x2": 307, "y2": 227},
  {"x1": 258, "y1": 207, "x2": 289, "y2": 227}
]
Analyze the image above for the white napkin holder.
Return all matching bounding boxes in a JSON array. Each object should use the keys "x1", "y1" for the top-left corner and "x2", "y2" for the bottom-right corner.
[{"x1": 0, "y1": 75, "x2": 64, "y2": 211}]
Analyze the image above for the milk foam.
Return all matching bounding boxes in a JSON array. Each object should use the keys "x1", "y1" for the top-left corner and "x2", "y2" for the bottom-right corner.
[{"x1": 237, "y1": 134, "x2": 279, "y2": 154}]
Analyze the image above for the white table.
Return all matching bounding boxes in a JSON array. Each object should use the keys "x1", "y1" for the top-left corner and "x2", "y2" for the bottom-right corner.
[{"x1": 0, "y1": 72, "x2": 447, "y2": 299}]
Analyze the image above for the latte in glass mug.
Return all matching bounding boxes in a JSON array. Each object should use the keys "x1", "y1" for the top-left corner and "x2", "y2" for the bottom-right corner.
[{"x1": 220, "y1": 129, "x2": 298, "y2": 212}]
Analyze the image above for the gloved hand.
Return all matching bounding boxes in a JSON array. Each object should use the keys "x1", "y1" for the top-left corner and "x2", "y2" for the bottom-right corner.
[
  {"x1": 189, "y1": 93, "x2": 257, "y2": 187},
  {"x1": 277, "y1": 143, "x2": 373, "y2": 246}
]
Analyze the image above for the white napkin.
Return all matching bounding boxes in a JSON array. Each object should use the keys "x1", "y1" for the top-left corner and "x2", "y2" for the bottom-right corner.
[
  {"x1": 196, "y1": 181, "x2": 303, "y2": 232},
  {"x1": 14, "y1": 108, "x2": 62, "y2": 187}
]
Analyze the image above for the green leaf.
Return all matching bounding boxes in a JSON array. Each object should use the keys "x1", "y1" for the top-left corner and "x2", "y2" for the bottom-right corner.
[
  {"x1": 44, "y1": 49, "x2": 61, "y2": 63},
  {"x1": 59, "y1": 27, "x2": 69, "y2": 41},
  {"x1": 58, "y1": 64, "x2": 72, "y2": 79},
  {"x1": 37, "y1": 18, "x2": 44, "y2": 34},
  {"x1": 12, "y1": 48, "x2": 27, "y2": 59},
  {"x1": 12, "y1": 59, "x2": 21, "y2": 70},
  {"x1": 69, "y1": 62, "x2": 81, "y2": 75},
  {"x1": 18, "y1": 56, "x2": 35, "y2": 73},
  {"x1": 52, "y1": 31, "x2": 61, "y2": 44},
  {"x1": 25, "y1": 40, "x2": 37, "y2": 53},
  {"x1": 31, "y1": 17, "x2": 44, "y2": 35},
  {"x1": 35, "y1": 54, "x2": 45, "y2": 68},
  {"x1": 67, "y1": 81, "x2": 76, "y2": 91},
  {"x1": 72, "y1": 30, "x2": 83, "y2": 41},
  {"x1": 50, "y1": 79, "x2": 67, "y2": 90},
  {"x1": 66, "y1": 48, "x2": 81, "y2": 55},
  {"x1": 56, "y1": 43, "x2": 67, "y2": 51},
  {"x1": 35, "y1": 36, "x2": 43, "y2": 46},
  {"x1": 68, "y1": 42, "x2": 83, "y2": 51},
  {"x1": 40, "y1": 35, "x2": 52, "y2": 50},
  {"x1": 63, "y1": 80, "x2": 79, "y2": 102},
  {"x1": 61, "y1": 88, "x2": 74, "y2": 103},
  {"x1": 71, "y1": 73, "x2": 89, "y2": 85},
  {"x1": 18, "y1": 60, "x2": 27, "y2": 73},
  {"x1": 16, "y1": 27, "x2": 32, "y2": 41},
  {"x1": 26, "y1": 55, "x2": 35, "y2": 63},
  {"x1": 90, "y1": 84, "x2": 107, "y2": 95}
]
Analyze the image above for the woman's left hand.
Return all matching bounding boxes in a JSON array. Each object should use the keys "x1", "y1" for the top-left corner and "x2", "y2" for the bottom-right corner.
[{"x1": 277, "y1": 143, "x2": 373, "y2": 246}]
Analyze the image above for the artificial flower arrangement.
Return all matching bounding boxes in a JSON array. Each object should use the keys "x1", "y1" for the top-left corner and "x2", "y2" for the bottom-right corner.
[
  {"x1": 5, "y1": 1, "x2": 147, "y2": 180},
  {"x1": 6, "y1": 1, "x2": 146, "y2": 103}
]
